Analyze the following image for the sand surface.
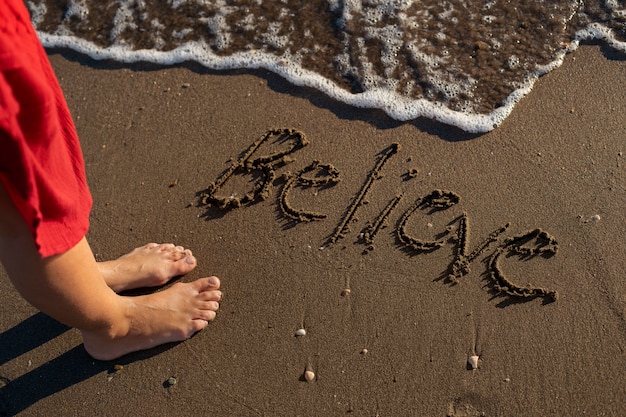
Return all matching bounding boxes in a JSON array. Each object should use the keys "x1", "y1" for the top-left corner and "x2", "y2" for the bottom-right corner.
[{"x1": 1, "y1": 44, "x2": 625, "y2": 416}]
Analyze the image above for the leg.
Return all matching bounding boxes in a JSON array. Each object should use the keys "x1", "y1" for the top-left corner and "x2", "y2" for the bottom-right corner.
[{"x1": 0, "y1": 183, "x2": 221, "y2": 360}]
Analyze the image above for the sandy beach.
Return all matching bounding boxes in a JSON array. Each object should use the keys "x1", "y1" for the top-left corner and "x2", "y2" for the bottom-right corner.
[{"x1": 1, "y1": 43, "x2": 625, "y2": 416}]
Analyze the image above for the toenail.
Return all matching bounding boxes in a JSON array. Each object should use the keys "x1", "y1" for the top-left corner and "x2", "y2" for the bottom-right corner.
[
  {"x1": 208, "y1": 276, "x2": 219, "y2": 286},
  {"x1": 185, "y1": 256, "x2": 196, "y2": 265}
]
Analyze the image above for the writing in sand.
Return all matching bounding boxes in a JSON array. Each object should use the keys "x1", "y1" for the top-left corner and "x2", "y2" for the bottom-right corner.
[{"x1": 198, "y1": 129, "x2": 558, "y2": 303}]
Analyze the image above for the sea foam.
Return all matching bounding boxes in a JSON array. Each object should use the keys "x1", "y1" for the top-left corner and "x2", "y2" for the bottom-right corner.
[{"x1": 31, "y1": 0, "x2": 626, "y2": 133}]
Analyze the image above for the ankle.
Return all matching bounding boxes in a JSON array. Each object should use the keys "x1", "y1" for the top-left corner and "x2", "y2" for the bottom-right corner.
[
  {"x1": 81, "y1": 320, "x2": 130, "y2": 361},
  {"x1": 81, "y1": 299, "x2": 133, "y2": 356}
]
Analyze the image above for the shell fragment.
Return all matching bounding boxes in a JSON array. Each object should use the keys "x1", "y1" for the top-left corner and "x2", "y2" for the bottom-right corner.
[
  {"x1": 468, "y1": 355, "x2": 479, "y2": 370},
  {"x1": 304, "y1": 370, "x2": 315, "y2": 382}
]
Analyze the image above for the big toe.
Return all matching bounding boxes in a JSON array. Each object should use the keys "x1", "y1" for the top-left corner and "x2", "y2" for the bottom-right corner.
[
  {"x1": 193, "y1": 276, "x2": 221, "y2": 291},
  {"x1": 171, "y1": 254, "x2": 197, "y2": 275}
]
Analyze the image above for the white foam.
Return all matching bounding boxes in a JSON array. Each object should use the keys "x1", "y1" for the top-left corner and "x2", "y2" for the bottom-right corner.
[
  {"x1": 110, "y1": 1, "x2": 137, "y2": 46},
  {"x1": 260, "y1": 21, "x2": 289, "y2": 50},
  {"x1": 34, "y1": 0, "x2": 626, "y2": 134},
  {"x1": 26, "y1": 1, "x2": 47, "y2": 25},
  {"x1": 63, "y1": 0, "x2": 89, "y2": 21},
  {"x1": 170, "y1": 0, "x2": 188, "y2": 9},
  {"x1": 574, "y1": 23, "x2": 626, "y2": 53},
  {"x1": 202, "y1": 14, "x2": 231, "y2": 50},
  {"x1": 482, "y1": 15, "x2": 496, "y2": 24}
]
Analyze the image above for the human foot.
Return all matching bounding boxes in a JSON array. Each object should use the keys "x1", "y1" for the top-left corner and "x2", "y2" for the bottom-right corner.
[
  {"x1": 81, "y1": 276, "x2": 221, "y2": 361},
  {"x1": 98, "y1": 243, "x2": 198, "y2": 292}
]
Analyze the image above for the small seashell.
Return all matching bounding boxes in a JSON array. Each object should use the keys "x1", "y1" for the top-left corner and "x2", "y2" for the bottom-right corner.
[
  {"x1": 295, "y1": 328, "x2": 306, "y2": 337},
  {"x1": 304, "y1": 370, "x2": 315, "y2": 382},
  {"x1": 468, "y1": 355, "x2": 479, "y2": 370},
  {"x1": 341, "y1": 288, "x2": 351, "y2": 296},
  {"x1": 167, "y1": 376, "x2": 177, "y2": 386},
  {"x1": 113, "y1": 364, "x2": 124, "y2": 372},
  {"x1": 360, "y1": 348, "x2": 368, "y2": 355},
  {"x1": 591, "y1": 214, "x2": 601, "y2": 222}
]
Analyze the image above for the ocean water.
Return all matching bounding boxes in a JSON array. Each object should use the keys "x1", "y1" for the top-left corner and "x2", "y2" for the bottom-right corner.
[{"x1": 28, "y1": 0, "x2": 626, "y2": 132}]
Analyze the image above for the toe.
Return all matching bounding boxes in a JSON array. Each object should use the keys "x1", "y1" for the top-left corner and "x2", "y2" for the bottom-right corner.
[
  {"x1": 199, "y1": 290, "x2": 222, "y2": 302},
  {"x1": 206, "y1": 276, "x2": 220, "y2": 289},
  {"x1": 174, "y1": 249, "x2": 193, "y2": 261},
  {"x1": 192, "y1": 276, "x2": 221, "y2": 292},
  {"x1": 190, "y1": 319, "x2": 209, "y2": 334},
  {"x1": 197, "y1": 310, "x2": 217, "y2": 322},
  {"x1": 205, "y1": 301, "x2": 220, "y2": 311},
  {"x1": 183, "y1": 253, "x2": 196, "y2": 264},
  {"x1": 172, "y1": 254, "x2": 197, "y2": 276}
]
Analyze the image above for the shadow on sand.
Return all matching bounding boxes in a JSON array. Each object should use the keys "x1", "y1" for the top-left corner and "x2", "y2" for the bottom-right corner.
[{"x1": 0, "y1": 312, "x2": 175, "y2": 416}]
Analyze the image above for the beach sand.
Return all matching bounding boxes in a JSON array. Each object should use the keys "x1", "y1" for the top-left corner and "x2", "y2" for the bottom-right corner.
[{"x1": 1, "y1": 44, "x2": 625, "y2": 416}]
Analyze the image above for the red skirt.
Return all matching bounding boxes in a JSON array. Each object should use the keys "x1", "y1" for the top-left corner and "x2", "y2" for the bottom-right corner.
[{"x1": 0, "y1": 0, "x2": 92, "y2": 258}]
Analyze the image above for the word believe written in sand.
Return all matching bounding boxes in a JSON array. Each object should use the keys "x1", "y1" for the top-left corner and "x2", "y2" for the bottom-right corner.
[{"x1": 198, "y1": 129, "x2": 558, "y2": 303}]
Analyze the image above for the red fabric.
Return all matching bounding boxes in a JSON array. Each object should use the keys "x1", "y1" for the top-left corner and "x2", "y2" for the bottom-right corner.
[{"x1": 0, "y1": 0, "x2": 92, "y2": 258}]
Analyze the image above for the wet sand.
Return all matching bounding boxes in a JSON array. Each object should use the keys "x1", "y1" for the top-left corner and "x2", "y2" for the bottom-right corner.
[{"x1": 1, "y1": 44, "x2": 625, "y2": 416}]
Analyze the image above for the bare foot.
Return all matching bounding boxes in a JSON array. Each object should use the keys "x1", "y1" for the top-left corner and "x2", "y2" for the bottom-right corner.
[
  {"x1": 81, "y1": 276, "x2": 221, "y2": 360},
  {"x1": 98, "y1": 243, "x2": 198, "y2": 292}
]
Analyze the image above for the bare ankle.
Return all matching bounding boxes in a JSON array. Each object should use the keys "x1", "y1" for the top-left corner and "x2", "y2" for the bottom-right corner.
[{"x1": 81, "y1": 300, "x2": 133, "y2": 360}]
